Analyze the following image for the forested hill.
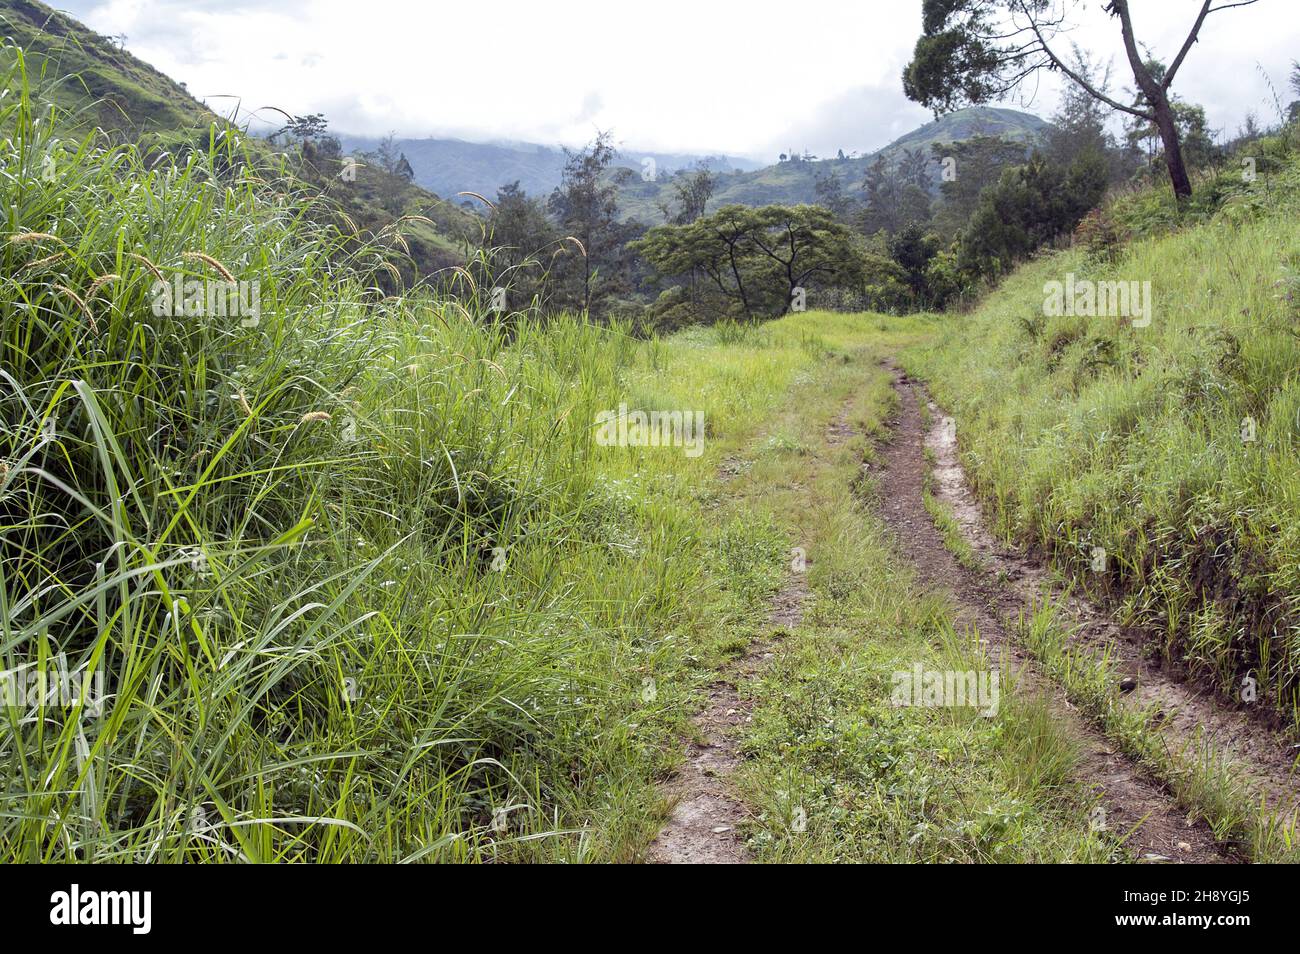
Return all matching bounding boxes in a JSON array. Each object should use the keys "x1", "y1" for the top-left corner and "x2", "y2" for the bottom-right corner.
[
  {"x1": 613, "y1": 106, "x2": 1049, "y2": 222},
  {"x1": 337, "y1": 133, "x2": 764, "y2": 205},
  {"x1": 341, "y1": 106, "x2": 1048, "y2": 223}
]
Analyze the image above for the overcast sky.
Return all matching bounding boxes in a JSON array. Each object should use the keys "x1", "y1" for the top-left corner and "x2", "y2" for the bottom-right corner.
[{"x1": 52, "y1": 0, "x2": 1299, "y2": 160}]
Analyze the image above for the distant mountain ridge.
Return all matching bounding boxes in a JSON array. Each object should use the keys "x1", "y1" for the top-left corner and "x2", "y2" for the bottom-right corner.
[
  {"x1": 614, "y1": 106, "x2": 1051, "y2": 222},
  {"x1": 341, "y1": 106, "x2": 1050, "y2": 221},
  {"x1": 337, "y1": 133, "x2": 764, "y2": 203}
]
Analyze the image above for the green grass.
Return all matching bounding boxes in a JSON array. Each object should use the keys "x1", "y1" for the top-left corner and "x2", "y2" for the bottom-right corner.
[
  {"x1": 0, "y1": 51, "x2": 867, "y2": 861},
  {"x1": 904, "y1": 135, "x2": 1300, "y2": 723},
  {"x1": 1015, "y1": 597, "x2": 1300, "y2": 862},
  {"x1": 719, "y1": 348, "x2": 1119, "y2": 862}
]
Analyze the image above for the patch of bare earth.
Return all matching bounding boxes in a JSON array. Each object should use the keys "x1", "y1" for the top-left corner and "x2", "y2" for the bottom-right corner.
[
  {"x1": 876, "y1": 368, "x2": 1235, "y2": 863},
  {"x1": 644, "y1": 409, "x2": 852, "y2": 863}
]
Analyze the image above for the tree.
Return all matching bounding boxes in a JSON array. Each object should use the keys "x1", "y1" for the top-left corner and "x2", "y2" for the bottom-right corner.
[
  {"x1": 1123, "y1": 62, "x2": 1222, "y2": 174},
  {"x1": 814, "y1": 167, "x2": 855, "y2": 220},
  {"x1": 486, "y1": 181, "x2": 559, "y2": 309},
  {"x1": 861, "y1": 155, "x2": 896, "y2": 232},
  {"x1": 277, "y1": 113, "x2": 330, "y2": 146},
  {"x1": 898, "y1": 147, "x2": 934, "y2": 192},
  {"x1": 903, "y1": 0, "x2": 1262, "y2": 200},
  {"x1": 663, "y1": 164, "x2": 718, "y2": 224},
  {"x1": 367, "y1": 133, "x2": 414, "y2": 181},
  {"x1": 547, "y1": 132, "x2": 630, "y2": 314},
  {"x1": 634, "y1": 205, "x2": 860, "y2": 320},
  {"x1": 887, "y1": 224, "x2": 940, "y2": 302},
  {"x1": 1043, "y1": 45, "x2": 1121, "y2": 177},
  {"x1": 747, "y1": 206, "x2": 859, "y2": 314},
  {"x1": 1289, "y1": 61, "x2": 1300, "y2": 123},
  {"x1": 861, "y1": 154, "x2": 932, "y2": 235},
  {"x1": 956, "y1": 149, "x2": 1107, "y2": 278},
  {"x1": 928, "y1": 135, "x2": 1026, "y2": 237}
]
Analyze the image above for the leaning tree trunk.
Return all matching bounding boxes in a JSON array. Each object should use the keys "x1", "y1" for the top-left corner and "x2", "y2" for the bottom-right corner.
[
  {"x1": 1111, "y1": 0, "x2": 1194, "y2": 201},
  {"x1": 1151, "y1": 94, "x2": 1193, "y2": 201}
]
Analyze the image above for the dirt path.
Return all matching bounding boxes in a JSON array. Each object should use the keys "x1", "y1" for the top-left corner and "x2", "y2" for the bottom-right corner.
[
  {"x1": 876, "y1": 369, "x2": 1235, "y2": 862},
  {"x1": 644, "y1": 580, "x2": 806, "y2": 864},
  {"x1": 645, "y1": 409, "x2": 854, "y2": 864}
]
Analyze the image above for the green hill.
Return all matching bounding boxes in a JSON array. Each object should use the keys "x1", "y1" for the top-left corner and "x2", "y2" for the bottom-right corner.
[
  {"x1": 0, "y1": 0, "x2": 480, "y2": 281},
  {"x1": 614, "y1": 106, "x2": 1050, "y2": 223},
  {"x1": 0, "y1": 0, "x2": 211, "y2": 135}
]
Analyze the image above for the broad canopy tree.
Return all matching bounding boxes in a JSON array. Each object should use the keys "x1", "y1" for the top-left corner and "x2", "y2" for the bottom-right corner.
[
  {"x1": 903, "y1": 0, "x2": 1261, "y2": 200},
  {"x1": 634, "y1": 204, "x2": 862, "y2": 320}
]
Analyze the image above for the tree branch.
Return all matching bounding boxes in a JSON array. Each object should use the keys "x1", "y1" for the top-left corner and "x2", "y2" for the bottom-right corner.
[
  {"x1": 1163, "y1": 0, "x2": 1260, "y2": 89},
  {"x1": 1104, "y1": 0, "x2": 1163, "y2": 110},
  {"x1": 1013, "y1": 0, "x2": 1154, "y2": 120},
  {"x1": 1162, "y1": 0, "x2": 1213, "y2": 90}
]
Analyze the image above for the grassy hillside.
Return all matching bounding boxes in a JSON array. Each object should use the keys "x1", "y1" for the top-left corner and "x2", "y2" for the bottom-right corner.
[
  {"x1": 0, "y1": 0, "x2": 211, "y2": 135},
  {"x1": 0, "y1": 0, "x2": 481, "y2": 282},
  {"x1": 616, "y1": 106, "x2": 1048, "y2": 223},
  {"x1": 905, "y1": 129, "x2": 1300, "y2": 720}
]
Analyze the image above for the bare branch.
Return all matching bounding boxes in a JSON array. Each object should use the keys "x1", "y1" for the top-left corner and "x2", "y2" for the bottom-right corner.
[
  {"x1": 1013, "y1": 0, "x2": 1155, "y2": 120},
  {"x1": 1162, "y1": 1, "x2": 1213, "y2": 90}
]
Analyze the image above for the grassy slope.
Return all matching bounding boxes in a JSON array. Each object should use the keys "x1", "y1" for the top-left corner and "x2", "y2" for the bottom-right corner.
[
  {"x1": 904, "y1": 137, "x2": 1300, "y2": 721},
  {"x1": 0, "y1": 0, "x2": 211, "y2": 134},
  {"x1": 0, "y1": 0, "x2": 480, "y2": 278}
]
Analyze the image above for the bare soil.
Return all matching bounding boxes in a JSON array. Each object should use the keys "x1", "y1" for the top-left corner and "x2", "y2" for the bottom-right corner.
[{"x1": 644, "y1": 409, "x2": 848, "y2": 864}]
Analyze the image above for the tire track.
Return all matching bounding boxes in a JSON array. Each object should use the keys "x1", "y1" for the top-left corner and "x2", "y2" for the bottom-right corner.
[
  {"x1": 644, "y1": 406, "x2": 854, "y2": 863},
  {"x1": 875, "y1": 369, "x2": 1234, "y2": 863}
]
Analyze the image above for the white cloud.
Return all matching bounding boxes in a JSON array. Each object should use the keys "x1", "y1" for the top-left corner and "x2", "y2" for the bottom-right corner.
[{"x1": 53, "y1": 0, "x2": 1300, "y2": 158}]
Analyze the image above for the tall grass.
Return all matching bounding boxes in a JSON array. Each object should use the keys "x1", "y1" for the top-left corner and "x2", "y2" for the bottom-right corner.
[
  {"x1": 905, "y1": 130, "x2": 1300, "y2": 722},
  {"x1": 0, "y1": 47, "x2": 742, "y2": 862}
]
